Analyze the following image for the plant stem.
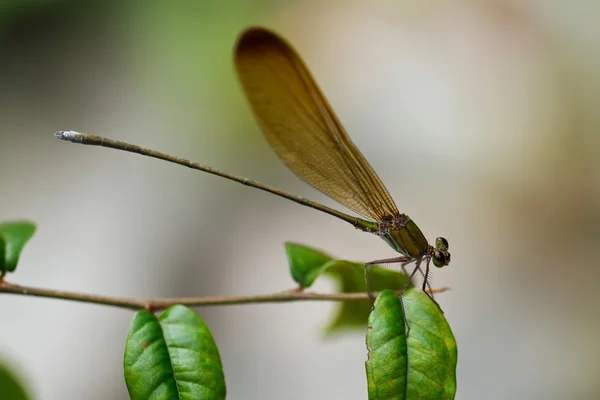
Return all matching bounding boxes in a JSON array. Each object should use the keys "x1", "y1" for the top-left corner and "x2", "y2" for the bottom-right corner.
[{"x1": 0, "y1": 280, "x2": 448, "y2": 312}]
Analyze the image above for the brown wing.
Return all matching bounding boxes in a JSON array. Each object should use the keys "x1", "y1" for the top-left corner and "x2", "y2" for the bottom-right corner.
[{"x1": 234, "y1": 27, "x2": 398, "y2": 222}]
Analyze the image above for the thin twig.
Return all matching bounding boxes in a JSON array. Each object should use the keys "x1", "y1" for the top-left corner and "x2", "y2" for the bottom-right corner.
[{"x1": 0, "y1": 280, "x2": 448, "y2": 312}]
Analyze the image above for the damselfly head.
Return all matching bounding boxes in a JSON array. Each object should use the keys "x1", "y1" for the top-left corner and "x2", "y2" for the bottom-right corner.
[{"x1": 432, "y1": 237, "x2": 451, "y2": 268}]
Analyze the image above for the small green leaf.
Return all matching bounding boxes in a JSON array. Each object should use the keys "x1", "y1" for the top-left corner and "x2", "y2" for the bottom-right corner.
[
  {"x1": 285, "y1": 242, "x2": 333, "y2": 287},
  {"x1": 323, "y1": 261, "x2": 409, "y2": 334},
  {"x1": 284, "y1": 243, "x2": 413, "y2": 333},
  {"x1": 0, "y1": 221, "x2": 36, "y2": 273},
  {"x1": 365, "y1": 290, "x2": 457, "y2": 400},
  {"x1": 0, "y1": 361, "x2": 32, "y2": 400},
  {"x1": 124, "y1": 305, "x2": 226, "y2": 400}
]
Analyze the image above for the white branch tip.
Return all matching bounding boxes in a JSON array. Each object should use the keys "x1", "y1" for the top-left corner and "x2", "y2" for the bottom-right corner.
[{"x1": 55, "y1": 130, "x2": 83, "y2": 143}]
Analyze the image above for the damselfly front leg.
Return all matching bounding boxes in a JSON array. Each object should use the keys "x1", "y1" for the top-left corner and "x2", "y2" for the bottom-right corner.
[
  {"x1": 364, "y1": 256, "x2": 410, "y2": 300},
  {"x1": 364, "y1": 255, "x2": 431, "y2": 300}
]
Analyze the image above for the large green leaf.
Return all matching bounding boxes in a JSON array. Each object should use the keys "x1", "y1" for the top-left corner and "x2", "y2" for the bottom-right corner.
[
  {"x1": 0, "y1": 361, "x2": 31, "y2": 400},
  {"x1": 124, "y1": 305, "x2": 226, "y2": 400},
  {"x1": 0, "y1": 221, "x2": 36, "y2": 274},
  {"x1": 365, "y1": 290, "x2": 457, "y2": 400},
  {"x1": 284, "y1": 243, "x2": 411, "y2": 334}
]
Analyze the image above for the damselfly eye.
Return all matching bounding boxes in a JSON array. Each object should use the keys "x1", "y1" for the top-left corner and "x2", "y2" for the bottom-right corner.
[
  {"x1": 433, "y1": 251, "x2": 447, "y2": 268},
  {"x1": 436, "y1": 237, "x2": 449, "y2": 249}
]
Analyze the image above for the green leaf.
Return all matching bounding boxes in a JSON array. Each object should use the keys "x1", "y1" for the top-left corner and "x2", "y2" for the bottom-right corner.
[
  {"x1": 124, "y1": 305, "x2": 226, "y2": 400},
  {"x1": 365, "y1": 290, "x2": 457, "y2": 400},
  {"x1": 323, "y1": 261, "x2": 409, "y2": 335},
  {"x1": 284, "y1": 243, "x2": 413, "y2": 334},
  {"x1": 0, "y1": 361, "x2": 31, "y2": 400},
  {"x1": 285, "y1": 242, "x2": 333, "y2": 287},
  {"x1": 0, "y1": 221, "x2": 36, "y2": 273},
  {"x1": 0, "y1": 235, "x2": 5, "y2": 275}
]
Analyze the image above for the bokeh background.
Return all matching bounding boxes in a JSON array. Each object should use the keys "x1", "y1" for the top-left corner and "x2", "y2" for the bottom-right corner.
[{"x1": 1, "y1": 1, "x2": 599, "y2": 399}]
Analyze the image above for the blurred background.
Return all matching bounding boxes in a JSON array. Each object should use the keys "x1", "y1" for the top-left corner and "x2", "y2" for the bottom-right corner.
[{"x1": 1, "y1": 0, "x2": 599, "y2": 399}]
